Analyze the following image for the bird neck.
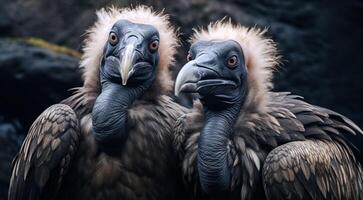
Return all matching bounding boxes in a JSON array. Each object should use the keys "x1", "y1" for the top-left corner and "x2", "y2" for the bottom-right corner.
[
  {"x1": 91, "y1": 81, "x2": 149, "y2": 151},
  {"x1": 198, "y1": 100, "x2": 242, "y2": 195}
]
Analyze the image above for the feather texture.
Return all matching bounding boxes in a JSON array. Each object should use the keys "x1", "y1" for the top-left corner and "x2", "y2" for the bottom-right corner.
[
  {"x1": 177, "y1": 21, "x2": 363, "y2": 200},
  {"x1": 8, "y1": 104, "x2": 80, "y2": 200},
  {"x1": 176, "y1": 92, "x2": 363, "y2": 200},
  {"x1": 263, "y1": 140, "x2": 363, "y2": 200},
  {"x1": 10, "y1": 6, "x2": 188, "y2": 200},
  {"x1": 63, "y1": 6, "x2": 179, "y2": 112},
  {"x1": 191, "y1": 20, "x2": 280, "y2": 113}
]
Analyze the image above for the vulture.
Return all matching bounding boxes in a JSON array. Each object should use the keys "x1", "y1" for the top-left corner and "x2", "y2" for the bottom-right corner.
[
  {"x1": 9, "y1": 6, "x2": 187, "y2": 200},
  {"x1": 173, "y1": 21, "x2": 363, "y2": 200}
]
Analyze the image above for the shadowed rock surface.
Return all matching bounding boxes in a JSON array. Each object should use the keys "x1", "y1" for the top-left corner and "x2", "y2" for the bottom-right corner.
[
  {"x1": 0, "y1": 0, "x2": 362, "y2": 199},
  {"x1": 0, "y1": 39, "x2": 81, "y2": 198},
  {"x1": 0, "y1": 39, "x2": 81, "y2": 128},
  {"x1": 1, "y1": 0, "x2": 362, "y2": 123},
  {"x1": 0, "y1": 119, "x2": 23, "y2": 199}
]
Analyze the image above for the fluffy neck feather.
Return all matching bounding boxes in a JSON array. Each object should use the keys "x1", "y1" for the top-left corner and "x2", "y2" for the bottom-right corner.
[
  {"x1": 78, "y1": 6, "x2": 178, "y2": 111},
  {"x1": 192, "y1": 21, "x2": 280, "y2": 113}
]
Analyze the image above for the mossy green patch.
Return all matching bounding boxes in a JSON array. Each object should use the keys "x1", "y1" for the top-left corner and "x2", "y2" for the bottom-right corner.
[
  {"x1": 5, "y1": 37, "x2": 81, "y2": 58},
  {"x1": 24, "y1": 37, "x2": 81, "y2": 58}
]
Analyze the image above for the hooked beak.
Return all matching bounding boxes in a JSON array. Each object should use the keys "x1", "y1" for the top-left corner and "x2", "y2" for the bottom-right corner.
[
  {"x1": 175, "y1": 54, "x2": 238, "y2": 97},
  {"x1": 120, "y1": 39, "x2": 137, "y2": 85},
  {"x1": 174, "y1": 60, "x2": 201, "y2": 96}
]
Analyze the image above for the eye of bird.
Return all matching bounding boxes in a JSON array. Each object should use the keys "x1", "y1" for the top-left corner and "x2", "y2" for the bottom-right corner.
[
  {"x1": 109, "y1": 32, "x2": 118, "y2": 45},
  {"x1": 149, "y1": 40, "x2": 159, "y2": 52},
  {"x1": 227, "y1": 55, "x2": 238, "y2": 69},
  {"x1": 187, "y1": 53, "x2": 193, "y2": 61}
]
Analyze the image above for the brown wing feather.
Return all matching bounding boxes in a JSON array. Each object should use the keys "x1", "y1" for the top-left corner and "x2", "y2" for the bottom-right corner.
[
  {"x1": 267, "y1": 92, "x2": 363, "y2": 155},
  {"x1": 173, "y1": 109, "x2": 204, "y2": 199},
  {"x1": 234, "y1": 92, "x2": 363, "y2": 199},
  {"x1": 261, "y1": 92, "x2": 363, "y2": 200},
  {"x1": 263, "y1": 140, "x2": 363, "y2": 200},
  {"x1": 177, "y1": 92, "x2": 363, "y2": 200},
  {"x1": 61, "y1": 87, "x2": 94, "y2": 117},
  {"x1": 8, "y1": 104, "x2": 80, "y2": 200}
]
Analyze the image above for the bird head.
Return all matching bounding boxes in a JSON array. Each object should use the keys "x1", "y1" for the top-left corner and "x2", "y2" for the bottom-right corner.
[
  {"x1": 175, "y1": 20, "x2": 279, "y2": 112},
  {"x1": 175, "y1": 39, "x2": 247, "y2": 109},
  {"x1": 77, "y1": 6, "x2": 178, "y2": 149},
  {"x1": 101, "y1": 19, "x2": 160, "y2": 86},
  {"x1": 175, "y1": 20, "x2": 280, "y2": 195},
  {"x1": 79, "y1": 6, "x2": 178, "y2": 107}
]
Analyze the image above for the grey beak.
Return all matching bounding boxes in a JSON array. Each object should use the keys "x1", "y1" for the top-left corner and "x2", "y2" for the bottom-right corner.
[
  {"x1": 119, "y1": 38, "x2": 138, "y2": 85},
  {"x1": 174, "y1": 60, "x2": 201, "y2": 96}
]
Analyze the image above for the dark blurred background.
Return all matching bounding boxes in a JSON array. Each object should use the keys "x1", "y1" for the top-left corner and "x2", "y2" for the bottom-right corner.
[{"x1": 0, "y1": 0, "x2": 363, "y2": 199}]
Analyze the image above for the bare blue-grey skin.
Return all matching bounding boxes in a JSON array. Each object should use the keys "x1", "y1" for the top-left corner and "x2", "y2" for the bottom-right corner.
[
  {"x1": 175, "y1": 40, "x2": 248, "y2": 198},
  {"x1": 8, "y1": 19, "x2": 188, "y2": 200},
  {"x1": 174, "y1": 40, "x2": 363, "y2": 200},
  {"x1": 92, "y1": 20, "x2": 160, "y2": 150}
]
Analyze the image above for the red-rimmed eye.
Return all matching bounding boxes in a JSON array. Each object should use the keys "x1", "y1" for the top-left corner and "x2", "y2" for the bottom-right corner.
[
  {"x1": 187, "y1": 53, "x2": 193, "y2": 61},
  {"x1": 149, "y1": 40, "x2": 159, "y2": 52},
  {"x1": 227, "y1": 55, "x2": 238, "y2": 68},
  {"x1": 109, "y1": 32, "x2": 118, "y2": 45}
]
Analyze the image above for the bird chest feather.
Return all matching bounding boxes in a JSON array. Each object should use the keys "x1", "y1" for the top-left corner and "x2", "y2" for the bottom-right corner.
[{"x1": 60, "y1": 97, "x2": 185, "y2": 200}]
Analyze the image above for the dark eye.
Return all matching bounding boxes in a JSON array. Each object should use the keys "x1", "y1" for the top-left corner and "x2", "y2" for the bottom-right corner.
[
  {"x1": 227, "y1": 55, "x2": 238, "y2": 69},
  {"x1": 109, "y1": 32, "x2": 118, "y2": 45},
  {"x1": 187, "y1": 53, "x2": 193, "y2": 61},
  {"x1": 149, "y1": 40, "x2": 159, "y2": 52}
]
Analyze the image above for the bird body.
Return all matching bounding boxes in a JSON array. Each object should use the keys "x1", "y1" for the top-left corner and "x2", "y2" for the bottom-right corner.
[
  {"x1": 61, "y1": 95, "x2": 184, "y2": 200},
  {"x1": 176, "y1": 92, "x2": 363, "y2": 200},
  {"x1": 174, "y1": 21, "x2": 363, "y2": 200},
  {"x1": 9, "y1": 6, "x2": 187, "y2": 200}
]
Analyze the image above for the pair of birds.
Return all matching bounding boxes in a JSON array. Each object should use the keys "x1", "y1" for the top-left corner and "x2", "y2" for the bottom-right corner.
[{"x1": 8, "y1": 6, "x2": 363, "y2": 200}]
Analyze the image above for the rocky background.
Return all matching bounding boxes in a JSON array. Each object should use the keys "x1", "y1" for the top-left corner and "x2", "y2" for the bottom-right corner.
[{"x1": 0, "y1": 0, "x2": 363, "y2": 198}]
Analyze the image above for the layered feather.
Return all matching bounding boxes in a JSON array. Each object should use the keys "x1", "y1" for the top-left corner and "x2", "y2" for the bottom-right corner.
[{"x1": 176, "y1": 20, "x2": 363, "y2": 200}]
